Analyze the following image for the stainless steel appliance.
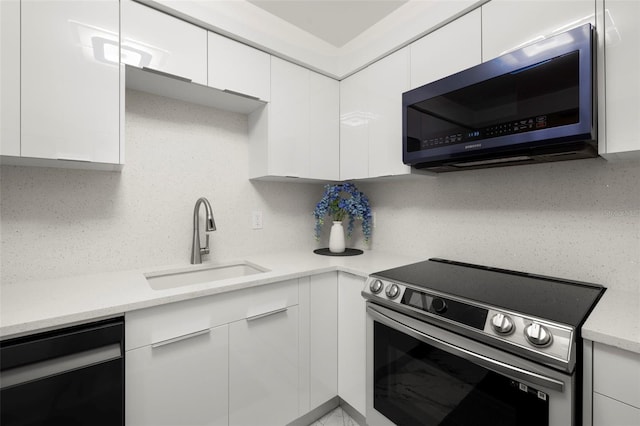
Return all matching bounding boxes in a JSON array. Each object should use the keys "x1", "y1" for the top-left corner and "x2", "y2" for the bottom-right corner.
[
  {"x1": 1, "y1": 317, "x2": 124, "y2": 426},
  {"x1": 363, "y1": 259, "x2": 604, "y2": 426},
  {"x1": 403, "y1": 24, "x2": 596, "y2": 172}
]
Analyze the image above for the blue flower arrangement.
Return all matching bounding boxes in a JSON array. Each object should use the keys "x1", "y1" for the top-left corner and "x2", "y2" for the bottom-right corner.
[{"x1": 313, "y1": 182, "x2": 372, "y2": 243}]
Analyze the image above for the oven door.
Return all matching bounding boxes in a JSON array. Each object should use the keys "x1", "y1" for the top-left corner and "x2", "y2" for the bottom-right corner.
[{"x1": 366, "y1": 303, "x2": 574, "y2": 426}]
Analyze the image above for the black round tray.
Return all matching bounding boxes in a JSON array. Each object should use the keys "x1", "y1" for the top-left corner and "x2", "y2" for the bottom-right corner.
[{"x1": 314, "y1": 248, "x2": 364, "y2": 257}]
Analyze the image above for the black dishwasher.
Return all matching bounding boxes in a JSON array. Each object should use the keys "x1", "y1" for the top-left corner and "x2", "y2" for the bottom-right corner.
[{"x1": 1, "y1": 317, "x2": 124, "y2": 426}]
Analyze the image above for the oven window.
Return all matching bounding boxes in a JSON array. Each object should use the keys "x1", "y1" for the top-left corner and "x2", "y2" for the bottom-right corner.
[{"x1": 374, "y1": 322, "x2": 549, "y2": 426}]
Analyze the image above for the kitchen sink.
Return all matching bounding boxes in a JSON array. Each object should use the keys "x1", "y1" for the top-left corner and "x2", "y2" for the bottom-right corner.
[{"x1": 145, "y1": 261, "x2": 269, "y2": 290}]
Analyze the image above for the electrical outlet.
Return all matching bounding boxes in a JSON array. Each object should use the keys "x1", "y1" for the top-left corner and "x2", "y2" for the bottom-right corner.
[{"x1": 251, "y1": 211, "x2": 263, "y2": 230}]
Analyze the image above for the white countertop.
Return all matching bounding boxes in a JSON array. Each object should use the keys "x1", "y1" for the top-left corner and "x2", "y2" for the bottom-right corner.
[
  {"x1": 582, "y1": 287, "x2": 640, "y2": 354},
  {"x1": 3, "y1": 250, "x2": 638, "y2": 355},
  {"x1": 0, "y1": 250, "x2": 420, "y2": 339}
]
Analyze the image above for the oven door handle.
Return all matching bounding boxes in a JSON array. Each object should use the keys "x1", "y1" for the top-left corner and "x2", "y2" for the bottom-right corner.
[{"x1": 367, "y1": 305, "x2": 565, "y2": 392}]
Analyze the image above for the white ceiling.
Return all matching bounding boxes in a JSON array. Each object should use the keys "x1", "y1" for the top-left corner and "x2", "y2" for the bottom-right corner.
[{"x1": 247, "y1": 0, "x2": 409, "y2": 47}]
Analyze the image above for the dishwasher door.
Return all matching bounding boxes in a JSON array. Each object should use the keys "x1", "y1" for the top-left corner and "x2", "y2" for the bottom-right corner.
[{"x1": 1, "y1": 317, "x2": 124, "y2": 426}]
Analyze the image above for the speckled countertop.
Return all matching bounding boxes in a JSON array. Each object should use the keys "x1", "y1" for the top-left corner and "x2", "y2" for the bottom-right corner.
[
  {"x1": 0, "y1": 250, "x2": 421, "y2": 340},
  {"x1": 582, "y1": 287, "x2": 640, "y2": 354},
  {"x1": 2, "y1": 250, "x2": 638, "y2": 356}
]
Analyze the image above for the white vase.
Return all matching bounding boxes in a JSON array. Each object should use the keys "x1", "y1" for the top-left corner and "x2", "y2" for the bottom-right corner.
[{"x1": 329, "y1": 221, "x2": 346, "y2": 253}]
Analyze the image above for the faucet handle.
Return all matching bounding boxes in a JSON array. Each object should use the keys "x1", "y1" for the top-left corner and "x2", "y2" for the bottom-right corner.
[{"x1": 200, "y1": 233, "x2": 210, "y2": 255}]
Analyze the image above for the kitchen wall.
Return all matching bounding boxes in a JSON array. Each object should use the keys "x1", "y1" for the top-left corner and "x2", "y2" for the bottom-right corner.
[
  {"x1": 358, "y1": 159, "x2": 640, "y2": 292},
  {"x1": 0, "y1": 90, "x2": 321, "y2": 285},
  {"x1": 1, "y1": 90, "x2": 639, "y2": 293}
]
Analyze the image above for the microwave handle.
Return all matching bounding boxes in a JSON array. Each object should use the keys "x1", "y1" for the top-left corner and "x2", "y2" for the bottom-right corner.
[{"x1": 367, "y1": 305, "x2": 565, "y2": 392}]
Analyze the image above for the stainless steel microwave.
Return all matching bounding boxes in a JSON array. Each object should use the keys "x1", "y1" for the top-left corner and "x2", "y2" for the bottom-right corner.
[{"x1": 403, "y1": 24, "x2": 596, "y2": 172}]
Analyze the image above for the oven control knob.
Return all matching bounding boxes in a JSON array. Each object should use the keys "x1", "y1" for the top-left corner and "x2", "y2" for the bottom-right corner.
[
  {"x1": 385, "y1": 283, "x2": 400, "y2": 299},
  {"x1": 525, "y1": 322, "x2": 553, "y2": 347},
  {"x1": 432, "y1": 298, "x2": 447, "y2": 314},
  {"x1": 369, "y1": 279, "x2": 384, "y2": 294},
  {"x1": 491, "y1": 313, "x2": 514, "y2": 335}
]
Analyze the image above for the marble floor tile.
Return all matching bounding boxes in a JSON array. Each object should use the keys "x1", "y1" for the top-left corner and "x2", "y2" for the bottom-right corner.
[{"x1": 307, "y1": 406, "x2": 361, "y2": 426}]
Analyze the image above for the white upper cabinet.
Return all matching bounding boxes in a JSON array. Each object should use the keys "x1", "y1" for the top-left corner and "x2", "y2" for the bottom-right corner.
[
  {"x1": 20, "y1": 0, "x2": 121, "y2": 164},
  {"x1": 121, "y1": 0, "x2": 207, "y2": 85},
  {"x1": 368, "y1": 48, "x2": 411, "y2": 178},
  {"x1": 249, "y1": 57, "x2": 339, "y2": 181},
  {"x1": 599, "y1": 0, "x2": 640, "y2": 157},
  {"x1": 482, "y1": 0, "x2": 595, "y2": 62},
  {"x1": 307, "y1": 72, "x2": 340, "y2": 181},
  {"x1": 410, "y1": 9, "x2": 481, "y2": 89},
  {"x1": 340, "y1": 48, "x2": 410, "y2": 180},
  {"x1": 208, "y1": 32, "x2": 270, "y2": 101},
  {"x1": 0, "y1": 0, "x2": 20, "y2": 157},
  {"x1": 339, "y1": 68, "x2": 370, "y2": 180}
]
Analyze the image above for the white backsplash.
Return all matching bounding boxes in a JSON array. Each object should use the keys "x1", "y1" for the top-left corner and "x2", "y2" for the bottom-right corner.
[
  {"x1": 0, "y1": 90, "x2": 320, "y2": 285},
  {"x1": 1, "y1": 90, "x2": 639, "y2": 292},
  {"x1": 358, "y1": 159, "x2": 640, "y2": 292}
]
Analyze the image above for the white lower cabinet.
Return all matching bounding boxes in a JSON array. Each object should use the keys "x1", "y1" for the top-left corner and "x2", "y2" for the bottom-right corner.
[
  {"x1": 125, "y1": 278, "x2": 299, "y2": 426},
  {"x1": 337, "y1": 272, "x2": 367, "y2": 415},
  {"x1": 229, "y1": 305, "x2": 299, "y2": 426},
  {"x1": 126, "y1": 324, "x2": 229, "y2": 426},
  {"x1": 592, "y1": 342, "x2": 640, "y2": 425}
]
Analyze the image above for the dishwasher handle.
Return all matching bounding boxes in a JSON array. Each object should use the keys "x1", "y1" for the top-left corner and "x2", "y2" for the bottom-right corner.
[{"x1": 0, "y1": 343, "x2": 122, "y2": 390}]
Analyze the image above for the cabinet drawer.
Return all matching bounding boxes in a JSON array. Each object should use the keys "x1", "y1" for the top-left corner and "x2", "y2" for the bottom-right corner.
[
  {"x1": 593, "y1": 343, "x2": 640, "y2": 408},
  {"x1": 126, "y1": 279, "x2": 298, "y2": 350}
]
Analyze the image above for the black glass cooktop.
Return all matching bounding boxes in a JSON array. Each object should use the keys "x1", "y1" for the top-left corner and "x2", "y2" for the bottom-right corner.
[{"x1": 371, "y1": 258, "x2": 605, "y2": 327}]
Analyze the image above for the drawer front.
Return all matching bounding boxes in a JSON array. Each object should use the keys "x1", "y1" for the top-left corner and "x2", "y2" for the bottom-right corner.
[
  {"x1": 593, "y1": 343, "x2": 640, "y2": 408},
  {"x1": 126, "y1": 279, "x2": 298, "y2": 350}
]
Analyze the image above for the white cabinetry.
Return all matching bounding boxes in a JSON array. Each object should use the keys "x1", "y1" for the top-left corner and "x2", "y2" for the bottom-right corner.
[
  {"x1": 309, "y1": 273, "x2": 339, "y2": 408},
  {"x1": 0, "y1": 0, "x2": 20, "y2": 157},
  {"x1": 121, "y1": 0, "x2": 207, "y2": 84},
  {"x1": 229, "y1": 305, "x2": 299, "y2": 426},
  {"x1": 481, "y1": 0, "x2": 595, "y2": 62},
  {"x1": 340, "y1": 48, "x2": 411, "y2": 180},
  {"x1": 208, "y1": 32, "x2": 270, "y2": 101},
  {"x1": 592, "y1": 342, "x2": 640, "y2": 425},
  {"x1": 19, "y1": 0, "x2": 121, "y2": 165},
  {"x1": 599, "y1": 0, "x2": 640, "y2": 157},
  {"x1": 250, "y1": 57, "x2": 339, "y2": 181},
  {"x1": 126, "y1": 279, "x2": 299, "y2": 426},
  {"x1": 126, "y1": 324, "x2": 229, "y2": 426},
  {"x1": 337, "y1": 272, "x2": 367, "y2": 415},
  {"x1": 410, "y1": 9, "x2": 481, "y2": 89}
]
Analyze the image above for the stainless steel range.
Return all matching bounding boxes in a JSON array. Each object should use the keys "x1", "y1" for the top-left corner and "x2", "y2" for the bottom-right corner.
[{"x1": 363, "y1": 258, "x2": 605, "y2": 426}]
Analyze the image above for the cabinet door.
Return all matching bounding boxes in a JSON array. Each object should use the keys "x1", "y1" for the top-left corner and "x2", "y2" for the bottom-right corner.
[
  {"x1": 21, "y1": 0, "x2": 120, "y2": 163},
  {"x1": 309, "y1": 273, "x2": 338, "y2": 408},
  {"x1": 121, "y1": 0, "x2": 207, "y2": 85},
  {"x1": 229, "y1": 305, "x2": 299, "y2": 426},
  {"x1": 307, "y1": 72, "x2": 340, "y2": 181},
  {"x1": 0, "y1": 0, "x2": 20, "y2": 156},
  {"x1": 601, "y1": 0, "x2": 640, "y2": 155},
  {"x1": 482, "y1": 0, "x2": 595, "y2": 61},
  {"x1": 410, "y1": 8, "x2": 481, "y2": 89},
  {"x1": 368, "y1": 48, "x2": 411, "y2": 178},
  {"x1": 126, "y1": 324, "x2": 229, "y2": 426},
  {"x1": 338, "y1": 272, "x2": 367, "y2": 415},
  {"x1": 593, "y1": 393, "x2": 640, "y2": 426},
  {"x1": 208, "y1": 31, "x2": 270, "y2": 101},
  {"x1": 339, "y1": 70, "x2": 370, "y2": 180},
  {"x1": 268, "y1": 57, "x2": 309, "y2": 177}
]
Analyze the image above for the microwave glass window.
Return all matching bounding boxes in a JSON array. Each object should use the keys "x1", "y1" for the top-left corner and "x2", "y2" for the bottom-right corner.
[{"x1": 406, "y1": 51, "x2": 580, "y2": 152}]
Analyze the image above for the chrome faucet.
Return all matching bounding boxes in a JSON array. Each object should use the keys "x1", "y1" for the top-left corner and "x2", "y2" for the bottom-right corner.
[{"x1": 191, "y1": 197, "x2": 216, "y2": 264}]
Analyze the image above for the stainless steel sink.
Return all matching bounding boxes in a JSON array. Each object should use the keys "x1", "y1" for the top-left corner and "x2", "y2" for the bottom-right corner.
[{"x1": 145, "y1": 261, "x2": 269, "y2": 290}]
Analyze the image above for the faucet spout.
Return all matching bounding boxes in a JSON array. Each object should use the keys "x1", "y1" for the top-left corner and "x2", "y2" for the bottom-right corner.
[{"x1": 191, "y1": 197, "x2": 216, "y2": 264}]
